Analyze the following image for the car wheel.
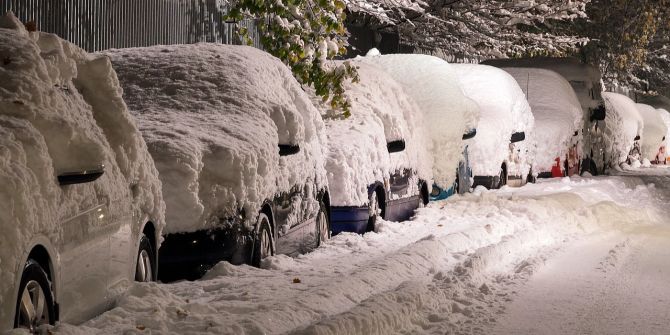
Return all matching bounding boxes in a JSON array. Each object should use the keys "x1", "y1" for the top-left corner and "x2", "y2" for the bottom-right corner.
[
  {"x1": 14, "y1": 260, "x2": 55, "y2": 332},
  {"x1": 135, "y1": 234, "x2": 155, "y2": 282},
  {"x1": 418, "y1": 183, "x2": 429, "y2": 207},
  {"x1": 366, "y1": 190, "x2": 383, "y2": 232},
  {"x1": 252, "y1": 213, "x2": 274, "y2": 267},
  {"x1": 498, "y1": 165, "x2": 507, "y2": 188},
  {"x1": 316, "y1": 202, "x2": 330, "y2": 247}
]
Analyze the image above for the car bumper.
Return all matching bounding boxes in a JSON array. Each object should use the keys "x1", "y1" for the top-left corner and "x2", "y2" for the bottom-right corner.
[
  {"x1": 330, "y1": 206, "x2": 369, "y2": 235},
  {"x1": 158, "y1": 226, "x2": 254, "y2": 282},
  {"x1": 473, "y1": 175, "x2": 501, "y2": 189}
]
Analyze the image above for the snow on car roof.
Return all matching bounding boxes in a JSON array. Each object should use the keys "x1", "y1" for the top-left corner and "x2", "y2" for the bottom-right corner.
[
  {"x1": 636, "y1": 103, "x2": 669, "y2": 161},
  {"x1": 313, "y1": 61, "x2": 432, "y2": 206},
  {"x1": 453, "y1": 64, "x2": 534, "y2": 177},
  {"x1": 106, "y1": 44, "x2": 327, "y2": 234},
  {"x1": 358, "y1": 51, "x2": 479, "y2": 189},
  {"x1": 503, "y1": 67, "x2": 583, "y2": 172},
  {"x1": 602, "y1": 92, "x2": 644, "y2": 165}
]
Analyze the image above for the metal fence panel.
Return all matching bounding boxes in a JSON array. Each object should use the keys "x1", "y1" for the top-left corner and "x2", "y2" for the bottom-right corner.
[{"x1": 0, "y1": 0, "x2": 261, "y2": 52}]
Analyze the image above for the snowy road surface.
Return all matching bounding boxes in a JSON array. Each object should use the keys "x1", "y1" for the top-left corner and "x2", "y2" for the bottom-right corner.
[{"x1": 49, "y1": 167, "x2": 670, "y2": 335}]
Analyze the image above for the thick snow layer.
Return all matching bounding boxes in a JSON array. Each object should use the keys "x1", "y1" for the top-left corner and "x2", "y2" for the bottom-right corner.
[
  {"x1": 314, "y1": 61, "x2": 432, "y2": 206},
  {"x1": 453, "y1": 64, "x2": 534, "y2": 178},
  {"x1": 503, "y1": 68, "x2": 583, "y2": 173},
  {"x1": 48, "y1": 173, "x2": 666, "y2": 334},
  {"x1": 0, "y1": 13, "x2": 164, "y2": 327},
  {"x1": 636, "y1": 104, "x2": 668, "y2": 161},
  {"x1": 105, "y1": 44, "x2": 327, "y2": 234},
  {"x1": 358, "y1": 51, "x2": 479, "y2": 189},
  {"x1": 602, "y1": 92, "x2": 644, "y2": 165},
  {"x1": 483, "y1": 57, "x2": 603, "y2": 111}
]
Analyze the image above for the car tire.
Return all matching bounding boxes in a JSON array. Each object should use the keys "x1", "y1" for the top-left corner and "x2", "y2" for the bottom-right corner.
[
  {"x1": 498, "y1": 164, "x2": 508, "y2": 188},
  {"x1": 366, "y1": 190, "x2": 383, "y2": 233},
  {"x1": 252, "y1": 213, "x2": 274, "y2": 267},
  {"x1": 316, "y1": 201, "x2": 330, "y2": 247},
  {"x1": 14, "y1": 260, "x2": 55, "y2": 332},
  {"x1": 135, "y1": 234, "x2": 155, "y2": 282}
]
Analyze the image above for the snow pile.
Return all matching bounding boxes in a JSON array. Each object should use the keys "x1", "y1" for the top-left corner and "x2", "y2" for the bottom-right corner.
[
  {"x1": 503, "y1": 68, "x2": 583, "y2": 173},
  {"x1": 105, "y1": 44, "x2": 327, "y2": 234},
  {"x1": 636, "y1": 104, "x2": 668, "y2": 162},
  {"x1": 314, "y1": 61, "x2": 432, "y2": 206},
  {"x1": 453, "y1": 64, "x2": 534, "y2": 178},
  {"x1": 602, "y1": 92, "x2": 644, "y2": 165},
  {"x1": 358, "y1": 51, "x2": 480, "y2": 189},
  {"x1": 49, "y1": 176, "x2": 661, "y2": 334},
  {"x1": 0, "y1": 12, "x2": 164, "y2": 327}
]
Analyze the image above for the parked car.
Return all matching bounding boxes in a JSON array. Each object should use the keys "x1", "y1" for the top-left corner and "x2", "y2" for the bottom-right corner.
[
  {"x1": 312, "y1": 61, "x2": 432, "y2": 234},
  {"x1": 636, "y1": 104, "x2": 669, "y2": 165},
  {"x1": 107, "y1": 44, "x2": 330, "y2": 282},
  {"x1": 602, "y1": 92, "x2": 644, "y2": 166},
  {"x1": 453, "y1": 64, "x2": 534, "y2": 189},
  {"x1": 502, "y1": 68, "x2": 583, "y2": 178},
  {"x1": 483, "y1": 57, "x2": 607, "y2": 175},
  {"x1": 0, "y1": 15, "x2": 164, "y2": 332},
  {"x1": 360, "y1": 51, "x2": 480, "y2": 200}
]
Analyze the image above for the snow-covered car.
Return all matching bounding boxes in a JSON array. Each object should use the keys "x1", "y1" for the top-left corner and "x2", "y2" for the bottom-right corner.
[
  {"x1": 503, "y1": 68, "x2": 583, "y2": 178},
  {"x1": 602, "y1": 92, "x2": 644, "y2": 166},
  {"x1": 658, "y1": 109, "x2": 670, "y2": 164},
  {"x1": 453, "y1": 64, "x2": 534, "y2": 189},
  {"x1": 0, "y1": 15, "x2": 165, "y2": 331},
  {"x1": 483, "y1": 57, "x2": 607, "y2": 175},
  {"x1": 313, "y1": 61, "x2": 432, "y2": 234},
  {"x1": 636, "y1": 104, "x2": 669, "y2": 165},
  {"x1": 359, "y1": 51, "x2": 480, "y2": 200},
  {"x1": 107, "y1": 44, "x2": 330, "y2": 281}
]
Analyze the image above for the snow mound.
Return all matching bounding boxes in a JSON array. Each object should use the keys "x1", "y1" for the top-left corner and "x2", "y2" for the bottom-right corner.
[
  {"x1": 453, "y1": 64, "x2": 534, "y2": 177},
  {"x1": 314, "y1": 61, "x2": 432, "y2": 206},
  {"x1": 602, "y1": 92, "x2": 644, "y2": 165},
  {"x1": 636, "y1": 104, "x2": 668, "y2": 162},
  {"x1": 503, "y1": 68, "x2": 583, "y2": 173},
  {"x1": 0, "y1": 12, "x2": 164, "y2": 326},
  {"x1": 358, "y1": 51, "x2": 479, "y2": 189},
  {"x1": 105, "y1": 44, "x2": 327, "y2": 234}
]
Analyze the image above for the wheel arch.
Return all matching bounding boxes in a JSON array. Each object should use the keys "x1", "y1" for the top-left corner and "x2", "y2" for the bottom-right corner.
[{"x1": 367, "y1": 181, "x2": 387, "y2": 214}]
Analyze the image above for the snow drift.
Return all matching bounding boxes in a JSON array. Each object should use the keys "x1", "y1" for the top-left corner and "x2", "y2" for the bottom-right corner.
[
  {"x1": 313, "y1": 61, "x2": 432, "y2": 206},
  {"x1": 358, "y1": 51, "x2": 479, "y2": 190},
  {"x1": 636, "y1": 104, "x2": 668, "y2": 162},
  {"x1": 453, "y1": 64, "x2": 534, "y2": 178},
  {"x1": 503, "y1": 68, "x2": 583, "y2": 173},
  {"x1": 0, "y1": 12, "x2": 164, "y2": 328},
  {"x1": 105, "y1": 44, "x2": 327, "y2": 234},
  {"x1": 602, "y1": 92, "x2": 644, "y2": 165}
]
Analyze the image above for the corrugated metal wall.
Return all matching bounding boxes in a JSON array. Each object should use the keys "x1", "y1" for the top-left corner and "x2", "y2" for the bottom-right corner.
[{"x1": 1, "y1": 0, "x2": 262, "y2": 51}]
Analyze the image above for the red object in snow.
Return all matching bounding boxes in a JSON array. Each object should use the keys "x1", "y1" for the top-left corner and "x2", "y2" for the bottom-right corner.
[{"x1": 551, "y1": 157, "x2": 563, "y2": 178}]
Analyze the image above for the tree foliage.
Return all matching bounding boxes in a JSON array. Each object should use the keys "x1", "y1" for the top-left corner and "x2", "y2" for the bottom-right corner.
[{"x1": 229, "y1": 0, "x2": 358, "y2": 117}]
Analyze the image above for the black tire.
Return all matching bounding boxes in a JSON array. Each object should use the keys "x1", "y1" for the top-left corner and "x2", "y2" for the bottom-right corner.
[
  {"x1": 135, "y1": 234, "x2": 155, "y2": 282},
  {"x1": 252, "y1": 213, "x2": 274, "y2": 267},
  {"x1": 316, "y1": 201, "x2": 330, "y2": 247},
  {"x1": 14, "y1": 260, "x2": 55, "y2": 331},
  {"x1": 498, "y1": 164, "x2": 508, "y2": 188},
  {"x1": 366, "y1": 189, "x2": 384, "y2": 233},
  {"x1": 527, "y1": 169, "x2": 537, "y2": 184}
]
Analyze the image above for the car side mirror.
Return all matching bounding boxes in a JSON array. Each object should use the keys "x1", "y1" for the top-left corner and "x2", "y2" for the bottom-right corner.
[
  {"x1": 387, "y1": 140, "x2": 406, "y2": 153},
  {"x1": 278, "y1": 144, "x2": 300, "y2": 156},
  {"x1": 58, "y1": 166, "x2": 105, "y2": 186},
  {"x1": 590, "y1": 104, "x2": 606, "y2": 121},
  {"x1": 462, "y1": 129, "x2": 477, "y2": 140},
  {"x1": 634, "y1": 135, "x2": 641, "y2": 141},
  {"x1": 510, "y1": 132, "x2": 525, "y2": 143}
]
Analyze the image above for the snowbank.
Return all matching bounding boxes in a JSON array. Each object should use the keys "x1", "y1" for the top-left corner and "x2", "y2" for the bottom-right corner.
[
  {"x1": 314, "y1": 61, "x2": 432, "y2": 206},
  {"x1": 358, "y1": 51, "x2": 479, "y2": 190},
  {"x1": 503, "y1": 68, "x2": 583, "y2": 173},
  {"x1": 105, "y1": 44, "x2": 327, "y2": 234},
  {"x1": 453, "y1": 64, "x2": 534, "y2": 178},
  {"x1": 636, "y1": 104, "x2": 668, "y2": 162},
  {"x1": 0, "y1": 13, "x2": 164, "y2": 328},
  {"x1": 602, "y1": 92, "x2": 644, "y2": 165}
]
